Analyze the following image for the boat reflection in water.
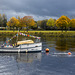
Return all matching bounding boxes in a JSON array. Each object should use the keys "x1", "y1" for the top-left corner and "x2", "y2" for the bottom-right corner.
[
  {"x1": 0, "y1": 52, "x2": 42, "y2": 63},
  {"x1": 17, "y1": 53, "x2": 42, "y2": 63}
]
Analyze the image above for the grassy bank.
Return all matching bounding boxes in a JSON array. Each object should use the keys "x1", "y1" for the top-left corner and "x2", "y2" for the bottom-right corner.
[
  {"x1": 0, "y1": 30, "x2": 75, "y2": 37},
  {"x1": 28, "y1": 31, "x2": 75, "y2": 37}
]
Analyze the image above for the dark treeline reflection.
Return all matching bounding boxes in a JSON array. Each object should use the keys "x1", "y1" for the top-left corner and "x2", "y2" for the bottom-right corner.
[
  {"x1": 42, "y1": 36, "x2": 75, "y2": 52},
  {"x1": 55, "y1": 38, "x2": 69, "y2": 51}
]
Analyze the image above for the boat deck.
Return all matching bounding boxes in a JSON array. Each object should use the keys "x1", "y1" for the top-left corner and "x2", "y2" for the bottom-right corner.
[{"x1": 0, "y1": 42, "x2": 42, "y2": 53}]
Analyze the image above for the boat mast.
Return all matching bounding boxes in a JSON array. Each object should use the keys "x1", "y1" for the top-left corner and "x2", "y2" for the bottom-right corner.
[
  {"x1": 17, "y1": 28, "x2": 19, "y2": 41},
  {"x1": 16, "y1": 28, "x2": 19, "y2": 46}
]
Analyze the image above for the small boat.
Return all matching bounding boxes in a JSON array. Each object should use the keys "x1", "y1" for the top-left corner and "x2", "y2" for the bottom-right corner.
[{"x1": 0, "y1": 33, "x2": 42, "y2": 53}]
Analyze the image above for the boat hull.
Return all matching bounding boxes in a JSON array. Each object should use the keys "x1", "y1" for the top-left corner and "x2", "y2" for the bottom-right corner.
[{"x1": 0, "y1": 42, "x2": 42, "y2": 53}]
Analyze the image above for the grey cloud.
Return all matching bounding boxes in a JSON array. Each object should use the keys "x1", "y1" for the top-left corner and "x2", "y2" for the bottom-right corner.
[{"x1": 0, "y1": 0, "x2": 75, "y2": 20}]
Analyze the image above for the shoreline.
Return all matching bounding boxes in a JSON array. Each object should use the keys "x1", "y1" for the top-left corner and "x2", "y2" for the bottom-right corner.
[{"x1": 0, "y1": 30, "x2": 75, "y2": 37}]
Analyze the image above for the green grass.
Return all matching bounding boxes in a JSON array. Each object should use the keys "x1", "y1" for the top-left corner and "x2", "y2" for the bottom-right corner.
[
  {"x1": 0, "y1": 30, "x2": 24, "y2": 32},
  {"x1": 0, "y1": 30, "x2": 75, "y2": 32},
  {"x1": 31, "y1": 30, "x2": 75, "y2": 32},
  {"x1": 0, "y1": 30, "x2": 75, "y2": 37}
]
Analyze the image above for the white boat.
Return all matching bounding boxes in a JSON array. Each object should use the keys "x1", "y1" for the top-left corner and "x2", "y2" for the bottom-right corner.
[{"x1": 0, "y1": 33, "x2": 42, "y2": 53}]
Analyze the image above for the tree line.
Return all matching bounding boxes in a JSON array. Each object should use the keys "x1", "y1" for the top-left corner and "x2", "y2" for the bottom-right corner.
[
  {"x1": 0, "y1": 14, "x2": 7, "y2": 27},
  {"x1": 0, "y1": 13, "x2": 75, "y2": 31},
  {"x1": 7, "y1": 16, "x2": 35, "y2": 31},
  {"x1": 37, "y1": 16, "x2": 75, "y2": 31}
]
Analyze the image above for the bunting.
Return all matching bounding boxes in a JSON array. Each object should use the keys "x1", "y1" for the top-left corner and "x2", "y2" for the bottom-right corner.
[
  {"x1": 0, "y1": 32, "x2": 41, "y2": 47},
  {"x1": 19, "y1": 32, "x2": 41, "y2": 39}
]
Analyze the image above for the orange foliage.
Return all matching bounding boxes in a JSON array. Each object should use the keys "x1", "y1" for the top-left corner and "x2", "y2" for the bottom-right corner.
[{"x1": 23, "y1": 16, "x2": 35, "y2": 27}]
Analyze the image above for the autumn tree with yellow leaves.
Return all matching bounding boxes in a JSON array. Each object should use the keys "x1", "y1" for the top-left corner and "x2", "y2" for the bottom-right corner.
[
  {"x1": 56, "y1": 15, "x2": 71, "y2": 31},
  {"x1": 17, "y1": 16, "x2": 24, "y2": 30},
  {"x1": 7, "y1": 16, "x2": 35, "y2": 31},
  {"x1": 22, "y1": 16, "x2": 35, "y2": 32},
  {"x1": 69, "y1": 19, "x2": 75, "y2": 28},
  {"x1": 6, "y1": 15, "x2": 75, "y2": 31},
  {"x1": 7, "y1": 17, "x2": 20, "y2": 31}
]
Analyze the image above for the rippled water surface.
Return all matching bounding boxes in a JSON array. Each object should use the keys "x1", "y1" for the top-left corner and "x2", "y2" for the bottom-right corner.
[{"x1": 0, "y1": 36, "x2": 75, "y2": 75}]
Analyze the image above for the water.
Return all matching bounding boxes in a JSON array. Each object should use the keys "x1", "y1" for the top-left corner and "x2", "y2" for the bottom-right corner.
[{"x1": 0, "y1": 36, "x2": 75, "y2": 75}]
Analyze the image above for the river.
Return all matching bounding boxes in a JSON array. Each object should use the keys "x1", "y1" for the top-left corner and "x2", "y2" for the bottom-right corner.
[{"x1": 0, "y1": 36, "x2": 75, "y2": 75}]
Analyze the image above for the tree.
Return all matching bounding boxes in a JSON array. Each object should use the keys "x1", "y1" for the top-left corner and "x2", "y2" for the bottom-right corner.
[
  {"x1": 31, "y1": 21, "x2": 37, "y2": 30},
  {"x1": 22, "y1": 16, "x2": 35, "y2": 32},
  {"x1": 0, "y1": 14, "x2": 3, "y2": 27},
  {"x1": 0, "y1": 14, "x2": 7, "y2": 28},
  {"x1": 46, "y1": 18, "x2": 55, "y2": 30},
  {"x1": 69, "y1": 19, "x2": 75, "y2": 28},
  {"x1": 16, "y1": 16, "x2": 24, "y2": 30},
  {"x1": 2, "y1": 14, "x2": 7, "y2": 27},
  {"x1": 56, "y1": 15, "x2": 71, "y2": 31},
  {"x1": 37, "y1": 20, "x2": 42, "y2": 29},
  {"x1": 41, "y1": 19, "x2": 48, "y2": 30},
  {"x1": 17, "y1": 17, "x2": 25, "y2": 31},
  {"x1": 7, "y1": 17, "x2": 19, "y2": 31}
]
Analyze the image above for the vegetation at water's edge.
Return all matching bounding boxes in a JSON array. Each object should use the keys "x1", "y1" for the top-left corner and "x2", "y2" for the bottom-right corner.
[{"x1": 0, "y1": 30, "x2": 75, "y2": 37}]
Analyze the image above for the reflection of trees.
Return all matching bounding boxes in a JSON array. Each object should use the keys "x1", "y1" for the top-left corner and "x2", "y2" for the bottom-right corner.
[
  {"x1": 42, "y1": 36, "x2": 75, "y2": 52},
  {"x1": 68, "y1": 38, "x2": 75, "y2": 48},
  {"x1": 55, "y1": 37, "x2": 75, "y2": 51},
  {"x1": 0, "y1": 36, "x2": 6, "y2": 41},
  {"x1": 0, "y1": 36, "x2": 7, "y2": 45},
  {"x1": 55, "y1": 38, "x2": 69, "y2": 51},
  {"x1": 42, "y1": 36, "x2": 56, "y2": 45}
]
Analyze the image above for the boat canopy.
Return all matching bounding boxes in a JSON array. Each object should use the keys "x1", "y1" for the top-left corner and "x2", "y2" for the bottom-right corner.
[{"x1": 17, "y1": 40, "x2": 34, "y2": 45}]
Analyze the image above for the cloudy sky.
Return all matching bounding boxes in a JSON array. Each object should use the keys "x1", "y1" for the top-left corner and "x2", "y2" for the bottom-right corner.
[{"x1": 0, "y1": 0, "x2": 75, "y2": 21}]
